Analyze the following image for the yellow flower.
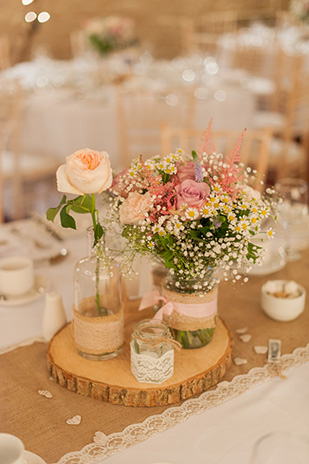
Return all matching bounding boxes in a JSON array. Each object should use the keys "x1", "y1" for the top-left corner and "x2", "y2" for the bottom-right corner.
[
  {"x1": 267, "y1": 228, "x2": 274, "y2": 238},
  {"x1": 202, "y1": 206, "x2": 211, "y2": 216},
  {"x1": 185, "y1": 208, "x2": 199, "y2": 220},
  {"x1": 228, "y1": 213, "x2": 236, "y2": 222}
]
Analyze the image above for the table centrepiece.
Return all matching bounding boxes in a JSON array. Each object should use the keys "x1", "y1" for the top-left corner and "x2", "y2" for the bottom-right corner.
[
  {"x1": 45, "y1": 130, "x2": 277, "y2": 405},
  {"x1": 108, "y1": 128, "x2": 277, "y2": 349},
  {"x1": 83, "y1": 16, "x2": 138, "y2": 56}
]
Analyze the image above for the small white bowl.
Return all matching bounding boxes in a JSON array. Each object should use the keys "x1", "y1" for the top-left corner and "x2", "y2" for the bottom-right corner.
[{"x1": 261, "y1": 280, "x2": 306, "y2": 321}]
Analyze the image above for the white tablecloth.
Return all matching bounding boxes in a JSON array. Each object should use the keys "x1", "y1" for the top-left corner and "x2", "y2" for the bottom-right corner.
[
  {"x1": 217, "y1": 23, "x2": 309, "y2": 74},
  {"x1": 2, "y1": 58, "x2": 256, "y2": 171},
  {"x1": 102, "y1": 363, "x2": 309, "y2": 464}
]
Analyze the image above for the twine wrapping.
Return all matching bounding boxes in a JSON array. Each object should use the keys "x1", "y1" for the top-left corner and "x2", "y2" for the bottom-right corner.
[
  {"x1": 133, "y1": 332, "x2": 182, "y2": 351},
  {"x1": 73, "y1": 303, "x2": 124, "y2": 355}
]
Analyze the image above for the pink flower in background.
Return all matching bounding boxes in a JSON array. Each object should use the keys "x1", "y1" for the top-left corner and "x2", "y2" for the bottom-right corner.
[
  {"x1": 56, "y1": 148, "x2": 112, "y2": 195},
  {"x1": 175, "y1": 179, "x2": 210, "y2": 210},
  {"x1": 119, "y1": 192, "x2": 152, "y2": 224},
  {"x1": 110, "y1": 168, "x2": 131, "y2": 198},
  {"x1": 242, "y1": 185, "x2": 261, "y2": 201},
  {"x1": 175, "y1": 161, "x2": 195, "y2": 183}
]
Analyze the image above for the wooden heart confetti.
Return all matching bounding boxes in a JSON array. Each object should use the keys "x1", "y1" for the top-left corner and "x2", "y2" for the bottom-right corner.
[
  {"x1": 38, "y1": 390, "x2": 53, "y2": 399},
  {"x1": 235, "y1": 327, "x2": 248, "y2": 334},
  {"x1": 254, "y1": 345, "x2": 268, "y2": 354},
  {"x1": 66, "y1": 415, "x2": 81, "y2": 425},
  {"x1": 233, "y1": 357, "x2": 248, "y2": 365},
  {"x1": 239, "y1": 334, "x2": 252, "y2": 343},
  {"x1": 94, "y1": 431, "x2": 107, "y2": 443}
]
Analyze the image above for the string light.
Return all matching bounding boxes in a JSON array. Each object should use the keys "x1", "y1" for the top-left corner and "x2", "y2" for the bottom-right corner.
[
  {"x1": 22, "y1": 0, "x2": 51, "y2": 23},
  {"x1": 25, "y1": 11, "x2": 37, "y2": 22},
  {"x1": 38, "y1": 12, "x2": 50, "y2": 23}
]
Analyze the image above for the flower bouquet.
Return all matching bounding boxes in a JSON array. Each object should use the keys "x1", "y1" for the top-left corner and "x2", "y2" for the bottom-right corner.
[
  {"x1": 84, "y1": 16, "x2": 138, "y2": 56},
  {"x1": 290, "y1": 0, "x2": 309, "y2": 24},
  {"x1": 109, "y1": 131, "x2": 276, "y2": 348}
]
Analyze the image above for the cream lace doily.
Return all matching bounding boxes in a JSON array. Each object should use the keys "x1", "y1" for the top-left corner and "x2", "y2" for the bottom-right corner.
[{"x1": 56, "y1": 343, "x2": 309, "y2": 464}]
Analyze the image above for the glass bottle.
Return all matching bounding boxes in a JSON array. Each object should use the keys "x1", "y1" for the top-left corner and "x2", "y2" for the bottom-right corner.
[{"x1": 73, "y1": 228, "x2": 124, "y2": 361}]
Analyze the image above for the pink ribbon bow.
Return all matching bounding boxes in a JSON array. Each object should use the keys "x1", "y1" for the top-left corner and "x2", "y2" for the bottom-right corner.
[{"x1": 139, "y1": 289, "x2": 217, "y2": 320}]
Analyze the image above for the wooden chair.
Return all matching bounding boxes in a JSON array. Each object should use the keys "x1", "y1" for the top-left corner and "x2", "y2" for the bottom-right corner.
[
  {"x1": 0, "y1": 131, "x2": 3, "y2": 223},
  {"x1": 182, "y1": 12, "x2": 238, "y2": 56},
  {"x1": 160, "y1": 125, "x2": 273, "y2": 191},
  {"x1": 0, "y1": 35, "x2": 10, "y2": 70},
  {"x1": 116, "y1": 84, "x2": 196, "y2": 169},
  {"x1": 0, "y1": 78, "x2": 59, "y2": 220},
  {"x1": 275, "y1": 10, "x2": 301, "y2": 28},
  {"x1": 70, "y1": 30, "x2": 86, "y2": 58},
  {"x1": 254, "y1": 50, "x2": 309, "y2": 179}
]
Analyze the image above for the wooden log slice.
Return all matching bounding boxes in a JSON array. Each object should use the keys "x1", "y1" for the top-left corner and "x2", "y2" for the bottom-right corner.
[{"x1": 47, "y1": 315, "x2": 232, "y2": 407}]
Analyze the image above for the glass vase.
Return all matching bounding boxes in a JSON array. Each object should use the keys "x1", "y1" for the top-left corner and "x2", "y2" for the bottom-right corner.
[
  {"x1": 73, "y1": 229, "x2": 124, "y2": 361},
  {"x1": 161, "y1": 269, "x2": 218, "y2": 349}
]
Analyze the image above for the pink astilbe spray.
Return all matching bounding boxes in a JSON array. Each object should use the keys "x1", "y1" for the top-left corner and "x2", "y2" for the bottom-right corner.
[
  {"x1": 218, "y1": 129, "x2": 246, "y2": 198},
  {"x1": 147, "y1": 180, "x2": 176, "y2": 223},
  {"x1": 138, "y1": 164, "x2": 176, "y2": 224},
  {"x1": 197, "y1": 119, "x2": 216, "y2": 156}
]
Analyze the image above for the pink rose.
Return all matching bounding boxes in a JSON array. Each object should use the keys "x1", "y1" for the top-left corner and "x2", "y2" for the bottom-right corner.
[
  {"x1": 175, "y1": 161, "x2": 195, "y2": 183},
  {"x1": 119, "y1": 191, "x2": 152, "y2": 224},
  {"x1": 175, "y1": 179, "x2": 210, "y2": 209},
  {"x1": 56, "y1": 148, "x2": 112, "y2": 195}
]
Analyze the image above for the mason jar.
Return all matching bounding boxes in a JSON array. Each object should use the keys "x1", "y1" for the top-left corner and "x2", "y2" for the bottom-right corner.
[{"x1": 130, "y1": 319, "x2": 174, "y2": 384}]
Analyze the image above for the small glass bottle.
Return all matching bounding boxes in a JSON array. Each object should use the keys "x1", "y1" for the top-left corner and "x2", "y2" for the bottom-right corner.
[
  {"x1": 130, "y1": 319, "x2": 174, "y2": 384},
  {"x1": 73, "y1": 228, "x2": 124, "y2": 361}
]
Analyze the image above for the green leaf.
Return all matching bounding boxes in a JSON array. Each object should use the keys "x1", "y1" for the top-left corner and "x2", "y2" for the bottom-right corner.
[
  {"x1": 46, "y1": 195, "x2": 67, "y2": 222},
  {"x1": 68, "y1": 195, "x2": 93, "y2": 214},
  {"x1": 192, "y1": 150, "x2": 198, "y2": 160},
  {"x1": 60, "y1": 206, "x2": 76, "y2": 229},
  {"x1": 95, "y1": 222, "x2": 104, "y2": 242}
]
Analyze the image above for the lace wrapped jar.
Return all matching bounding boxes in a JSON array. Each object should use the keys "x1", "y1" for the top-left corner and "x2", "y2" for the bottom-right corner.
[
  {"x1": 130, "y1": 319, "x2": 175, "y2": 384},
  {"x1": 158, "y1": 269, "x2": 218, "y2": 349},
  {"x1": 73, "y1": 229, "x2": 124, "y2": 361}
]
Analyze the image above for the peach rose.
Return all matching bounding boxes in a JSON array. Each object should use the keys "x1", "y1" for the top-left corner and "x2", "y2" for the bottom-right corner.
[
  {"x1": 56, "y1": 148, "x2": 112, "y2": 195},
  {"x1": 175, "y1": 179, "x2": 210, "y2": 209},
  {"x1": 119, "y1": 192, "x2": 152, "y2": 224}
]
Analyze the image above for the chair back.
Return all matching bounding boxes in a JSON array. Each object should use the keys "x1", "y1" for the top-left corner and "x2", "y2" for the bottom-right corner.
[
  {"x1": 273, "y1": 50, "x2": 309, "y2": 177},
  {"x1": 182, "y1": 12, "x2": 238, "y2": 56},
  {"x1": 70, "y1": 30, "x2": 86, "y2": 58},
  {"x1": 161, "y1": 125, "x2": 272, "y2": 191},
  {"x1": 0, "y1": 35, "x2": 10, "y2": 70},
  {"x1": 116, "y1": 85, "x2": 196, "y2": 169},
  {"x1": 0, "y1": 78, "x2": 23, "y2": 219},
  {"x1": 0, "y1": 130, "x2": 3, "y2": 223}
]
